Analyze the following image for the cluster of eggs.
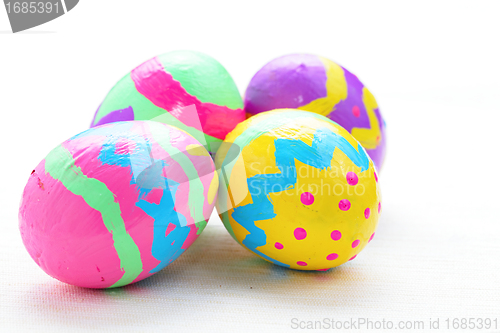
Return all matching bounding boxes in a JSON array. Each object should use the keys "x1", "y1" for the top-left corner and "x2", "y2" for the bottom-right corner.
[{"x1": 19, "y1": 51, "x2": 385, "y2": 288}]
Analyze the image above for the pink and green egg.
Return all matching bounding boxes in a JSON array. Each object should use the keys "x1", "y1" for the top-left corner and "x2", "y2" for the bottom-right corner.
[
  {"x1": 91, "y1": 50, "x2": 245, "y2": 155},
  {"x1": 19, "y1": 121, "x2": 218, "y2": 288},
  {"x1": 244, "y1": 53, "x2": 387, "y2": 169}
]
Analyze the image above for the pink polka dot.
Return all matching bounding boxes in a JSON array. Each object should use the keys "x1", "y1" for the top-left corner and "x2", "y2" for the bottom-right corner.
[
  {"x1": 364, "y1": 208, "x2": 371, "y2": 219},
  {"x1": 331, "y1": 230, "x2": 342, "y2": 241},
  {"x1": 300, "y1": 192, "x2": 314, "y2": 205},
  {"x1": 275, "y1": 242, "x2": 284, "y2": 249},
  {"x1": 339, "y1": 199, "x2": 351, "y2": 211},
  {"x1": 297, "y1": 261, "x2": 308, "y2": 266},
  {"x1": 349, "y1": 255, "x2": 357, "y2": 261},
  {"x1": 317, "y1": 268, "x2": 329, "y2": 271},
  {"x1": 352, "y1": 240, "x2": 360, "y2": 248},
  {"x1": 326, "y1": 253, "x2": 338, "y2": 260},
  {"x1": 294, "y1": 228, "x2": 307, "y2": 240},
  {"x1": 374, "y1": 171, "x2": 378, "y2": 182},
  {"x1": 369, "y1": 233, "x2": 375, "y2": 242},
  {"x1": 352, "y1": 105, "x2": 360, "y2": 117},
  {"x1": 378, "y1": 202, "x2": 381, "y2": 213},
  {"x1": 346, "y1": 172, "x2": 358, "y2": 186}
]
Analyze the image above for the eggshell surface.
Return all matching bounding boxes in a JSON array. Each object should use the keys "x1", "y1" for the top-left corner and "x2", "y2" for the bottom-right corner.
[
  {"x1": 215, "y1": 110, "x2": 381, "y2": 271},
  {"x1": 19, "y1": 121, "x2": 218, "y2": 288},
  {"x1": 244, "y1": 54, "x2": 386, "y2": 169},
  {"x1": 91, "y1": 50, "x2": 245, "y2": 154}
]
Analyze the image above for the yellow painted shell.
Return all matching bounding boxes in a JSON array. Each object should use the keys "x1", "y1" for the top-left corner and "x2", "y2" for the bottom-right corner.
[{"x1": 215, "y1": 109, "x2": 381, "y2": 270}]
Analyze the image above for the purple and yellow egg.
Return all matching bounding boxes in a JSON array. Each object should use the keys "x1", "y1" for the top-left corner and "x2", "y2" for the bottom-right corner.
[
  {"x1": 215, "y1": 110, "x2": 381, "y2": 271},
  {"x1": 19, "y1": 121, "x2": 218, "y2": 288},
  {"x1": 92, "y1": 50, "x2": 245, "y2": 155},
  {"x1": 244, "y1": 54, "x2": 387, "y2": 169}
]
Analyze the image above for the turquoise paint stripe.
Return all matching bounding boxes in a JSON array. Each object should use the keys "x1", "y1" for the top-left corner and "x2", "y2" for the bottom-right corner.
[
  {"x1": 231, "y1": 127, "x2": 370, "y2": 268},
  {"x1": 216, "y1": 111, "x2": 338, "y2": 218}
]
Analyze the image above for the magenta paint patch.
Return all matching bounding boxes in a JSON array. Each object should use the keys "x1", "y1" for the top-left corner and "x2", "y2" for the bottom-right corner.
[
  {"x1": 326, "y1": 253, "x2": 338, "y2": 261},
  {"x1": 165, "y1": 223, "x2": 177, "y2": 237},
  {"x1": 300, "y1": 191, "x2": 314, "y2": 205},
  {"x1": 294, "y1": 227, "x2": 307, "y2": 240},
  {"x1": 346, "y1": 172, "x2": 358, "y2": 186},
  {"x1": 331, "y1": 230, "x2": 342, "y2": 241},
  {"x1": 339, "y1": 199, "x2": 351, "y2": 211},
  {"x1": 352, "y1": 105, "x2": 360, "y2": 117},
  {"x1": 369, "y1": 233, "x2": 375, "y2": 242}
]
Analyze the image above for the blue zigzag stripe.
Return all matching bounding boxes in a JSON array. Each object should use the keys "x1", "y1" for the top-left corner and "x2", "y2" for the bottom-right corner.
[{"x1": 231, "y1": 127, "x2": 370, "y2": 267}]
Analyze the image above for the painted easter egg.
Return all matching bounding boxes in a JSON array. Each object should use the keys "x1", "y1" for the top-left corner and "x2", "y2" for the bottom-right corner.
[
  {"x1": 215, "y1": 109, "x2": 381, "y2": 271},
  {"x1": 244, "y1": 54, "x2": 386, "y2": 169},
  {"x1": 19, "y1": 121, "x2": 218, "y2": 288},
  {"x1": 91, "y1": 50, "x2": 245, "y2": 155}
]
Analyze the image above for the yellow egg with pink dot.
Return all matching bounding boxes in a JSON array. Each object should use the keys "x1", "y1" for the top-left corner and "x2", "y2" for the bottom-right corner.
[{"x1": 215, "y1": 109, "x2": 381, "y2": 270}]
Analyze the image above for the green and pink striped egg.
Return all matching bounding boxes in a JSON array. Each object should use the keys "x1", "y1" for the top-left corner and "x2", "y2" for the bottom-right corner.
[
  {"x1": 91, "y1": 50, "x2": 245, "y2": 155},
  {"x1": 19, "y1": 121, "x2": 218, "y2": 288}
]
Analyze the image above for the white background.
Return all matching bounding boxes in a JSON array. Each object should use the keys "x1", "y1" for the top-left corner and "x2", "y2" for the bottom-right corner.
[{"x1": 1, "y1": 1, "x2": 499, "y2": 332}]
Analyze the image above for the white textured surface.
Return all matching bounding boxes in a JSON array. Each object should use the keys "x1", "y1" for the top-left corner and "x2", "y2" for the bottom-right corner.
[{"x1": 1, "y1": 1, "x2": 499, "y2": 332}]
